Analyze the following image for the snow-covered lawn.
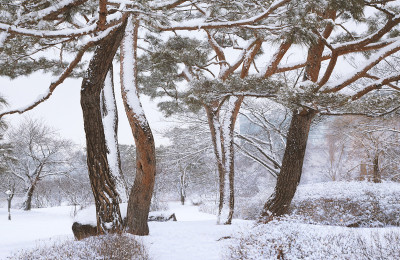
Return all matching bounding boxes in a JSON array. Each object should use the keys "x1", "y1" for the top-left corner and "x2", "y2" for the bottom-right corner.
[
  {"x1": 2, "y1": 185, "x2": 400, "y2": 260},
  {"x1": 0, "y1": 206, "x2": 74, "y2": 259},
  {"x1": 0, "y1": 202, "x2": 252, "y2": 260}
]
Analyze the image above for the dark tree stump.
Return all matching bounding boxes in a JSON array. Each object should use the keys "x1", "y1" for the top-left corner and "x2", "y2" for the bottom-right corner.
[{"x1": 72, "y1": 222, "x2": 97, "y2": 240}]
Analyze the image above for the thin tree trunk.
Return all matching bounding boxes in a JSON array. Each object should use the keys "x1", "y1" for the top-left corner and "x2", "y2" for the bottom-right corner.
[
  {"x1": 180, "y1": 167, "x2": 186, "y2": 205},
  {"x1": 260, "y1": 109, "x2": 316, "y2": 221},
  {"x1": 205, "y1": 104, "x2": 225, "y2": 224},
  {"x1": 224, "y1": 96, "x2": 243, "y2": 225},
  {"x1": 120, "y1": 16, "x2": 156, "y2": 236},
  {"x1": 80, "y1": 23, "x2": 126, "y2": 234},
  {"x1": 372, "y1": 154, "x2": 381, "y2": 183},
  {"x1": 7, "y1": 192, "x2": 13, "y2": 220},
  {"x1": 22, "y1": 184, "x2": 35, "y2": 211},
  {"x1": 22, "y1": 169, "x2": 41, "y2": 211}
]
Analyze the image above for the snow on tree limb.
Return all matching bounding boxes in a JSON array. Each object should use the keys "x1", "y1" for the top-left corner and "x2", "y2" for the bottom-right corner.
[
  {"x1": 158, "y1": 0, "x2": 290, "y2": 31},
  {"x1": 324, "y1": 41, "x2": 400, "y2": 93},
  {"x1": 352, "y1": 73, "x2": 400, "y2": 101},
  {"x1": 0, "y1": 25, "x2": 121, "y2": 119},
  {"x1": 0, "y1": 22, "x2": 98, "y2": 38},
  {"x1": 21, "y1": 0, "x2": 89, "y2": 22},
  {"x1": 120, "y1": 16, "x2": 148, "y2": 126}
]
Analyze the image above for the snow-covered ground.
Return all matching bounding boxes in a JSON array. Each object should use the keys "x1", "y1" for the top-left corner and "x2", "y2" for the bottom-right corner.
[
  {"x1": 0, "y1": 202, "x2": 252, "y2": 260},
  {"x1": 0, "y1": 206, "x2": 74, "y2": 259},
  {"x1": 2, "y1": 186, "x2": 400, "y2": 260}
]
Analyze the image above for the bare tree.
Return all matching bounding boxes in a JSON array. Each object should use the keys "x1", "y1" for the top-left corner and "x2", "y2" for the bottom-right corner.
[{"x1": 6, "y1": 118, "x2": 74, "y2": 210}]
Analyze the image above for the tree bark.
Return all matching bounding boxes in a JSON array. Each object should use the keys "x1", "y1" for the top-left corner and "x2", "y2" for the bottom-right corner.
[
  {"x1": 22, "y1": 184, "x2": 35, "y2": 211},
  {"x1": 372, "y1": 153, "x2": 381, "y2": 183},
  {"x1": 120, "y1": 16, "x2": 156, "y2": 236},
  {"x1": 204, "y1": 104, "x2": 226, "y2": 224},
  {"x1": 22, "y1": 169, "x2": 41, "y2": 211},
  {"x1": 179, "y1": 168, "x2": 186, "y2": 205},
  {"x1": 224, "y1": 96, "x2": 243, "y2": 225},
  {"x1": 260, "y1": 109, "x2": 316, "y2": 221},
  {"x1": 80, "y1": 22, "x2": 126, "y2": 234},
  {"x1": 100, "y1": 66, "x2": 128, "y2": 202}
]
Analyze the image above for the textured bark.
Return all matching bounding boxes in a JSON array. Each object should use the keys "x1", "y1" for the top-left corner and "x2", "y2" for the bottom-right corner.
[
  {"x1": 80, "y1": 23, "x2": 126, "y2": 234},
  {"x1": 260, "y1": 109, "x2": 316, "y2": 221},
  {"x1": 121, "y1": 17, "x2": 156, "y2": 236},
  {"x1": 100, "y1": 66, "x2": 128, "y2": 202}
]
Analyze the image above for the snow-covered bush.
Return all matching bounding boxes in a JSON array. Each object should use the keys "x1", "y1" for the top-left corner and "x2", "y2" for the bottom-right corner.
[
  {"x1": 8, "y1": 234, "x2": 149, "y2": 260},
  {"x1": 231, "y1": 181, "x2": 400, "y2": 226},
  {"x1": 227, "y1": 220, "x2": 400, "y2": 260},
  {"x1": 289, "y1": 181, "x2": 400, "y2": 227}
]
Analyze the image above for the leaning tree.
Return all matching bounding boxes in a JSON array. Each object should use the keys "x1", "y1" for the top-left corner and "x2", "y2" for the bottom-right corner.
[{"x1": 256, "y1": 0, "x2": 400, "y2": 220}]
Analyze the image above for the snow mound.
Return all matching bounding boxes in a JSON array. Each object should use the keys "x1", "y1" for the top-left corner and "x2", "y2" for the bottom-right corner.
[
  {"x1": 227, "y1": 220, "x2": 400, "y2": 260},
  {"x1": 289, "y1": 181, "x2": 400, "y2": 227}
]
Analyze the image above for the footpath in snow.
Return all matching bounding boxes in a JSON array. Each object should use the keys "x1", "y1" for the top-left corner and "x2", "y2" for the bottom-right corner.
[{"x1": 0, "y1": 202, "x2": 252, "y2": 260}]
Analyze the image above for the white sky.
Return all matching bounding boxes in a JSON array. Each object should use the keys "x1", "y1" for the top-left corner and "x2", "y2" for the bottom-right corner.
[{"x1": 0, "y1": 70, "x2": 172, "y2": 147}]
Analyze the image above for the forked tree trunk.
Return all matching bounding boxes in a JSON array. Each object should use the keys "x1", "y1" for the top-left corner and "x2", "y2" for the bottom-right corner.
[
  {"x1": 80, "y1": 23, "x2": 126, "y2": 234},
  {"x1": 22, "y1": 168, "x2": 42, "y2": 211},
  {"x1": 205, "y1": 96, "x2": 243, "y2": 225},
  {"x1": 260, "y1": 109, "x2": 316, "y2": 221},
  {"x1": 120, "y1": 16, "x2": 156, "y2": 236},
  {"x1": 205, "y1": 104, "x2": 226, "y2": 224}
]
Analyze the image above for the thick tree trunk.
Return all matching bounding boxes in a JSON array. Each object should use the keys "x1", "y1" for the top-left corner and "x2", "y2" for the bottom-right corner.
[
  {"x1": 120, "y1": 16, "x2": 156, "y2": 236},
  {"x1": 100, "y1": 66, "x2": 128, "y2": 202},
  {"x1": 80, "y1": 23, "x2": 126, "y2": 234},
  {"x1": 260, "y1": 109, "x2": 316, "y2": 221},
  {"x1": 205, "y1": 104, "x2": 225, "y2": 224}
]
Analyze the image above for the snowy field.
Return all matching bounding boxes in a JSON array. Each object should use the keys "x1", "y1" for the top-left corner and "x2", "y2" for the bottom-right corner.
[
  {"x1": 0, "y1": 202, "x2": 252, "y2": 260},
  {"x1": 2, "y1": 182, "x2": 400, "y2": 259}
]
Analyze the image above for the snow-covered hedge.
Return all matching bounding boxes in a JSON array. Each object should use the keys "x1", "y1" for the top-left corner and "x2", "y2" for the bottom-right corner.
[
  {"x1": 289, "y1": 181, "x2": 400, "y2": 227},
  {"x1": 232, "y1": 181, "x2": 400, "y2": 227},
  {"x1": 227, "y1": 220, "x2": 400, "y2": 260},
  {"x1": 8, "y1": 234, "x2": 149, "y2": 260}
]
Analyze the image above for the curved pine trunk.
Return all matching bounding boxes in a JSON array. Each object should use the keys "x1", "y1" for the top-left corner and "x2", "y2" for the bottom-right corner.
[
  {"x1": 260, "y1": 109, "x2": 316, "y2": 221},
  {"x1": 120, "y1": 16, "x2": 156, "y2": 236},
  {"x1": 80, "y1": 23, "x2": 126, "y2": 234},
  {"x1": 100, "y1": 66, "x2": 128, "y2": 202}
]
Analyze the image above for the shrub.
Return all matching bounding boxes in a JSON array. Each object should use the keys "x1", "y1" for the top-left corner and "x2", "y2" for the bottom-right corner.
[
  {"x1": 226, "y1": 220, "x2": 400, "y2": 260},
  {"x1": 289, "y1": 181, "x2": 400, "y2": 227},
  {"x1": 8, "y1": 234, "x2": 150, "y2": 260}
]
